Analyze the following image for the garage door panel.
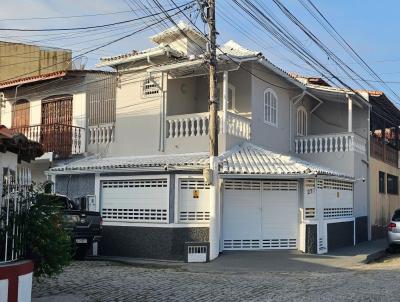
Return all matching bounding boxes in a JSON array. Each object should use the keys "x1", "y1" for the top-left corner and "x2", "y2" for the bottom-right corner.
[
  {"x1": 101, "y1": 178, "x2": 169, "y2": 223},
  {"x1": 223, "y1": 180, "x2": 299, "y2": 250},
  {"x1": 223, "y1": 182, "x2": 261, "y2": 249}
]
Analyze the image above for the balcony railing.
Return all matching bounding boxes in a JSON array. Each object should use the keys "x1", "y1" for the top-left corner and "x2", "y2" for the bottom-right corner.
[
  {"x1": 166, "y1": 111, "x2": 251, "y2": 140},
  {"x1": 11, "y1": 123, "x2": 84, "y2": 159},
  {"x1": 370, "y1": 138, "x2": 399, "y2": 167},
  {"x1": 295, "y1": 132, "x2": 366, "y2": 154},
  {"x1": 88, "y1": 123, "x2": 115, "y2": 145}
]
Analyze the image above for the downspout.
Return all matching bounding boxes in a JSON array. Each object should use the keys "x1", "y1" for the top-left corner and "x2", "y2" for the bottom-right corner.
[
  {"x1": 158, "y1": 71, "x2": 164, "y2": 152},
  {"x1": 367, "y1": 103, "x2": 371, "y2": 240}
]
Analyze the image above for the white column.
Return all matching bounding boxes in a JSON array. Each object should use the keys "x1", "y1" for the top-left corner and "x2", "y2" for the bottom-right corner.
[
  {"x1": 209, "y1": 156, "x2": 220, "y2": 260},
  {"x1": 222, "y1": 71, "x2": 228, "y2": 134},
  {"x1": 348, "y1": 95, "x2": 353, "y2": 133}
]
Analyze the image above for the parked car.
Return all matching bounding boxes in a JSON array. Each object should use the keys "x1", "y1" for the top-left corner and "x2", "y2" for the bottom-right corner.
[
  {"x1": 41, "y1": 194, "x2": 103, "y2": 259},
  {"x1": 387, "y1": 209, "x2": 400, "y2": 251}
]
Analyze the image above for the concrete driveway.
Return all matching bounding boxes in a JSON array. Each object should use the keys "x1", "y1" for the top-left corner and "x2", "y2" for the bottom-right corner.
[{"x1": 186, "y1": 239, "x2": 387, "y2": 273}]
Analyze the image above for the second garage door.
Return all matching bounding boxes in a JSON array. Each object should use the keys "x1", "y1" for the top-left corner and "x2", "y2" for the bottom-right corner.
[{"x1": 223, "y1": 180, "x2": 299, "y2": 250}]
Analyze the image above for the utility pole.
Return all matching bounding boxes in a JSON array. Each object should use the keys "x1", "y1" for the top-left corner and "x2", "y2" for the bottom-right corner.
[
  {"x1": 206, "y1": 0, "x2": 219, "y2": 260},
  {"x1": 208, "y1": 0, "x2": 218, "y2": 157}
]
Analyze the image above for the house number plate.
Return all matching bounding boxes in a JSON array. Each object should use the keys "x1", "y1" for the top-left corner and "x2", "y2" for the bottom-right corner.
[{"x1": 193, "y1": 190, "x2": 200, "y2": 199}]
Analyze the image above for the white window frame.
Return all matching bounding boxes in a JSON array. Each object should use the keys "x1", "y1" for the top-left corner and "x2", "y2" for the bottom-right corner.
[
  {"x1": 296, "y1": 105, "x2": 307, "y2": 136},
  {"x1": 263, "y1": 88, "x2": 278, "y2": 127},
  {"x1": 218, "y1": 83, "x2": 236, "y2": 112}
]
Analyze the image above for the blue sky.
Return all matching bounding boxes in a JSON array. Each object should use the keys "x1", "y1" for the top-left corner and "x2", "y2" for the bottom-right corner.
[{"x1": 1, "y1": 0, "x2": 400, "y2": 101}]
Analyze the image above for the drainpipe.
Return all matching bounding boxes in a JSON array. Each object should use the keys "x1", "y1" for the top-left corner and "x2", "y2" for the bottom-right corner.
[{"x1": 367, "y1": 104, "x2": 371, "y2": 240}]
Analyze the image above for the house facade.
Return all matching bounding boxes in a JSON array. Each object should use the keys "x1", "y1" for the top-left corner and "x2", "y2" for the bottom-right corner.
[
  {"x1": 368, "y1": 91, "x2": 400, "y2": 239},
  {"x1": 49, "y1": 22, "x2": 370, "y2": 261},
  {"x1": 0, "y1": 69, "x2": 116, "y2": 184}
]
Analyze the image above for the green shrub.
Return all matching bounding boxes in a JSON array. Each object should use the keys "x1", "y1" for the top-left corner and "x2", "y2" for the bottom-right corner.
[{"x1": 25, "y1": 192, "x2": 72, "y2": 277}]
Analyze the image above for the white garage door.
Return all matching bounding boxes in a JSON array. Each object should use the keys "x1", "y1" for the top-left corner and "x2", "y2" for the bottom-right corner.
[
  {"x1": 178, "y1": 178, "x2": 210, "y2": 223},
  {"x1": 101, "y1": 178, "x2": 169, "y2": 223},
  {"x1": 223, "y1": 180, "x2": 298, "y2": 250}
]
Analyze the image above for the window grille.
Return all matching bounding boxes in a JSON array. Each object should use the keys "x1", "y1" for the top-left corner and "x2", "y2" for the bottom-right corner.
[
  {"x1": 142, "y1": 78, "x2": 160, "y2": 97},
  {"x1": 323, "y1": 207, "x2": 353, "y2": 219},
  {"x1": 317, "y1": 180, "x2": 353, "y2": 191}
]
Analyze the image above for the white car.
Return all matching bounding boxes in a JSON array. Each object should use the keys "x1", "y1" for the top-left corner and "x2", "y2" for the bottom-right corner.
[{"x1": 387, "y1": 209, "x2": 400, "y2": 251}]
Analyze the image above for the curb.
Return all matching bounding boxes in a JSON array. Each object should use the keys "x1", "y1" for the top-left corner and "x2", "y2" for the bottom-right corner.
[
  {"x1": 86, "y1": 256, "x2": 185, "y2": 269},
  {"x1": 365, "y1": 250, "x2": 387, "y2": 264}
]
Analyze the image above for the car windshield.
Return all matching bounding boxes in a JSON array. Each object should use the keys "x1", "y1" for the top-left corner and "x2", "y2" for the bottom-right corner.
[{"x1": 392, "y1": 211, "x2": 400, "y2": 222}]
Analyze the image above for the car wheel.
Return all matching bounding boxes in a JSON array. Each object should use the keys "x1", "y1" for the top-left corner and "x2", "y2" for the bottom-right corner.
[{"x1": 74, "y1": 245, "x2": 88, "y2": 260}]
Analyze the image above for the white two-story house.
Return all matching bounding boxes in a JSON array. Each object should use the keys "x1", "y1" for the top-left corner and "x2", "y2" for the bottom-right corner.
[{"x1": 48, "y1": 22, "x2": 370, "y2": 261}]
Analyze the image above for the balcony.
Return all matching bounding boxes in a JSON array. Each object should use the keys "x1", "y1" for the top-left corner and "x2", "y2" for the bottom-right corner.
[
  {"x1": 166, "y1": 111, "x2": 251, "y2": 140},
  {"x1": 11, "y1": 123, "x2": 85, "y2": 159},
  {"x1": 370, "y1": 138, "x2": 399, "y2": 168},
  {"x1": 294, "y1": 132, "x2": 367, "y2": 154}
]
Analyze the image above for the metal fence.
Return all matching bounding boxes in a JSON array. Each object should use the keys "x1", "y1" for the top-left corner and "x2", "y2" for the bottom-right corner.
[{"x1": 0, "y1": 166, "x2": 32, "y2": 263}]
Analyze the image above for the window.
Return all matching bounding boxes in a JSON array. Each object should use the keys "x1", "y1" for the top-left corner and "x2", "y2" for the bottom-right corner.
[
  {"x1": 392, "y1": 210, "x2": 400, "y2": 222},
  {"x1": 387, "y1": 174, "x2": 398, "y2": 195},
  {"x1": 379, "y1": 171, "x2": 385, "y2": 193},
  {"x1": 218, "y1": 83, "x2": 236, "y2": 111},
  {"x1": 12, "y1": 99, "x2": 30, "y2": 128},
  {"x1": 264, "y1": 89, "x2": 278, "y2": 126},
  {"x1": 297, "y1": 106, "x2": 307, "y2": 136},
  {"x1": 142, "y1": 78, "x2": 160, "y2": 97}
]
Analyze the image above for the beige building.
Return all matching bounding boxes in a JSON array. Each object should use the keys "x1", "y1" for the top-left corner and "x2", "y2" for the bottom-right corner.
[
  {"x1": 369, "y1": 91, "x2": 400, "y2": 239},
  {"x1": 0, "y1": 41, "x2": 72, "y2": 82}
]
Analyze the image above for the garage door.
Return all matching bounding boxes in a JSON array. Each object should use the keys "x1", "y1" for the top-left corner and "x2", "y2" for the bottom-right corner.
[
  {"x1": 223, "y1": 180, "x2": 298, "y2": 250},
  {"x1": 101, "y1": 178, "x2": 169, "y2": 223}
]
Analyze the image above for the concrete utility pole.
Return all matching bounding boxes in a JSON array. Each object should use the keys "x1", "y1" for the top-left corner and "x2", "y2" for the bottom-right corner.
[{"x1": 206, "y1": 0, "x2": 219, "y2": 260}]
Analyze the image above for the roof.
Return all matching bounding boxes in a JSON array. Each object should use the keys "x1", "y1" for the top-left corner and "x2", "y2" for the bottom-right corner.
[
  {"x1": 97, "y1": 45, "x2": 183, "y2": 68},
  {"x1": 50, "y1": 152, "x2": 209, "y2": 172},
  {"x1": 50, "y1": 142, "x2": 350, "y2": 179},
  {"x1": 218, "y1": 40, "x2": 261, "y2": 59},
  {"x1": 219, "y1": 142, "x2": 351, "y2": 178},
  {"x1": 0, "y1": 69, "x2": 115, "y2": 89},
  {"x1": 0, "y1": 125, "x2": 43, "y2": 161},
  {"x1": 150, "y1": 21, "x2": 207, "y2": 45}
]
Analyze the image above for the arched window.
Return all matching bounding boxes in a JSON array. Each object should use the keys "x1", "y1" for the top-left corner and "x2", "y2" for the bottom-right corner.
[
  {"x1": 264, "y1": 89, "x2": 278, "y2": 127},
  {"x1": 297, "y1": 106, "x2": 307, "y2": 136},
  {"x1": 12, "y1": 99, "x2": 30, "y2": 128}
]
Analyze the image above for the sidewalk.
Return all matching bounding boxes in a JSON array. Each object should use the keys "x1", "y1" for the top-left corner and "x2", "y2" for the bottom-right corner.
[{"x1": 88, "y1": 239, "x2": 387, "y2": 274}]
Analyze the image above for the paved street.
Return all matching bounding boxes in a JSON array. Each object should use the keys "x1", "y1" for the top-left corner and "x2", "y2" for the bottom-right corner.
[{"x1": 33, "y1": 251, "x2": 400, "y2": 302}]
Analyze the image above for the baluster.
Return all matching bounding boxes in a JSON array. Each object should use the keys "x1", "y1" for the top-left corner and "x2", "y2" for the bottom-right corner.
[
  {"x1": 178, "y1": 119, "x2": 182, "y2": 137},
  {"x1": 338, "y1": 136, "x2": 343, "y2": 152},
  {"x1": 299, "y1": 139, "x2": 303, "y2": 154},
  {"x1": 182, "y1": 118, "x2": 187, "y2": 137},
  {"x1": 295, "y1": 139, "x2": 298, "y2": 153},
  {"x1": 349, "y1": 135, "x2": 354, "y2": 151},
  {"x1": 167, "y1": 120, "x2": 172, "y2": 138},
  {"x1": 201, "y1": 116, "x2": 207, "y2": 136},
  {"x1": 318, "y1": 137, "x2": 322, "y2": 153},
  {"x1": 190, "y1": 118, "x2": 195, "y2": 137},
  {"x1": 110, "y1": 126, "x2": 115, "y2": 142},
  {"x1": 195, "y1": 117, "x2": 200, "y2": 136}
]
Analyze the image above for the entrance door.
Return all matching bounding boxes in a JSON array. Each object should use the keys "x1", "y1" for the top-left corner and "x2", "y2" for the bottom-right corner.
[
  {"x1": 41, "y1": 95, "x2": 73, "y2": 157},
  {"x1": 222, "y1": 180, "x2": 299, "y2": 250}
]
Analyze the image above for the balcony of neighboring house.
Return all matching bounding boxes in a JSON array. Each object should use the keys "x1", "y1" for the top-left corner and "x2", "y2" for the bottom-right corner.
[
  {"x1": 11, "y1": 123, "x2": 85, "y2": 159},
  {"x1": 9, "y1": 95, "x2": 85, "y2": 160},
  {"x1": 370, "y1": 132, "x2": 399, "y2": 168},
  {"x1": 156, "y1": 62, "x2": 252, "y2": 153}
]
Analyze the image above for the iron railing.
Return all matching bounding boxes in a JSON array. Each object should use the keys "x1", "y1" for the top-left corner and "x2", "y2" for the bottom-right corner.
[
  {"x1": 0, "y1": 167, "x2": 31, "y2": 263},
  {"x1": 11, "y1": 123, "x2": 84, "y2": 159}
]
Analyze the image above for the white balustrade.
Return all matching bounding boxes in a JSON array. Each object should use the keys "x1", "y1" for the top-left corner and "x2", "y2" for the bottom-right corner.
[
  {"x1": 89, "y1": 124, "x2": 115, "y2": 145},
  {"x1": 295, "y1": 133, "x2": 366, "y2": 154},
  {"x1": 166, "y1": 111, "x2": 251, "y2": 140}
]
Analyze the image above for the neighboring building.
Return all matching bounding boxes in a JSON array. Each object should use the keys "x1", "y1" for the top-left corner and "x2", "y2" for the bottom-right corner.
[
  {"x1": 48, "y1": 22, "x2": 370, "y2": 261},
  {"x1": 0, "y1": 41, "x2": 72, "y2": 82},
  {"x1": 0, "y1": 69, "x2": 117, "y2": 183},
  {"x1": 368, "y1": 91, "x2": 400, "y2": 239}
]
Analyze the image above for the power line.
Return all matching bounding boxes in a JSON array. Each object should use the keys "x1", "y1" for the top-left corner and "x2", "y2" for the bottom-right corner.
[{"x1": 0, "y1": 2, "x2": 194, "y2": 32}]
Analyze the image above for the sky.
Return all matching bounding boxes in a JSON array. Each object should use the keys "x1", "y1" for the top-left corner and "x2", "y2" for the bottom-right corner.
[{"x1": 1, "y1": 0, "x2": 400, "y2": 103}]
